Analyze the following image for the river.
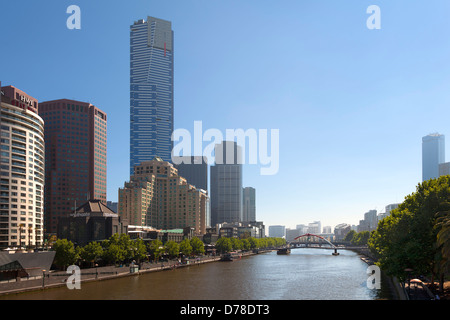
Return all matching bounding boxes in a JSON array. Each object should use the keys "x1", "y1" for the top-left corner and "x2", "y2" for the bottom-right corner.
[{"x1": 0, "y1": 248, "x2": 395, "y2": 300}]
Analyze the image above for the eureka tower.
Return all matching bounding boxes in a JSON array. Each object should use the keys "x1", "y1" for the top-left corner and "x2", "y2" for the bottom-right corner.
[{"x1": 130, "y1": 16, "x2": 174, "y2": 175}]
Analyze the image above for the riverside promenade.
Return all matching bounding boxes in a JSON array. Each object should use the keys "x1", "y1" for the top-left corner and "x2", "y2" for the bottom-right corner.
[
  {"x1": 0, "y1": 251, "x2": 262, "y2": 297},
  {"x1": 0, "y1": 255, "x2": 223, "y2": 296}
]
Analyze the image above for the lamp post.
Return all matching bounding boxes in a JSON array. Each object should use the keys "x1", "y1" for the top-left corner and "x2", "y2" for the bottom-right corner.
[{"x1": 42, "y1": 269, "x2": 46, "y2": 288}]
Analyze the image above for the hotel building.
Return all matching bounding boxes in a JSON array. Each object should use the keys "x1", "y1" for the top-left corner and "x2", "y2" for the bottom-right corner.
[
  {"x1": 119, "y1": 157, "x2": 208, "y2": 235},
  {"x1": 0, "y1": 85, "x2": 45, "y2": 249},
  {"x1": 38, "y1": 99, "x2": 107, "y2": 235}
]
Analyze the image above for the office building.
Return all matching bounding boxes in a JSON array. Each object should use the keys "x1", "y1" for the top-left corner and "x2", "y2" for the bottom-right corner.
[
  {"x1": 173, "y1": 156, "x2": 208, "y2": 192},
  {"x1": 242, "y1": 187, "x2": 256, "y2": 222},
  {"x1": 422, "y1": 133, "x2": 445, "y2": 181},
  {"x1": 0, "y1": 85, "x2": 45, "y2": 249},
  {"x1": 39, "y1": 99, "x2": 107, "y2": 234},
  {"x1": 210, "y1": 141, "x2": 243, "y2": 226},
  {"x1": 119, "y1": 157, "x2": 208, "y2": 235},
  {"x1": 268, "y1": 225, "x2": 285, "y2": 238},
  {"x1": 130, "y1": 16, "x2": 174, "y2": 175}
]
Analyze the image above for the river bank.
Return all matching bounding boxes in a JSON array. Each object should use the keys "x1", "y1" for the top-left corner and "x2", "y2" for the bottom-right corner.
[{"x1": 0, "y1": 250, "x2": 265, "y2": 297}]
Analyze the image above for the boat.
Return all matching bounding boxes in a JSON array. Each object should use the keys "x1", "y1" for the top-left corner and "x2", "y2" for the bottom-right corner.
[
  {"x1": 277, "y1": 248, "x2": 291, "y2": 255},
  {"x1": 220, "y1": 252, "x2": 242, "y2": 261}
]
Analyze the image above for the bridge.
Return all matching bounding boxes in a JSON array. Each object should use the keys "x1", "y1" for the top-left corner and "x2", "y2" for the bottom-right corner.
[{"x1": 289, "y1": 233, "x2": 341, "y2": 255}]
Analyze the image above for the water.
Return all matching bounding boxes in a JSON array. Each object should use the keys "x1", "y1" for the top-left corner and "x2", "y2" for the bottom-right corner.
[{"x1": 0, "y1": 248, "x2": 394, "y2": 300}]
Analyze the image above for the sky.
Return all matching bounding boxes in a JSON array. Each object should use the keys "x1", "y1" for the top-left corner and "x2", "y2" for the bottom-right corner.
[{"x1": 2, "y1": 0, "x2": 450, "y2": 230}]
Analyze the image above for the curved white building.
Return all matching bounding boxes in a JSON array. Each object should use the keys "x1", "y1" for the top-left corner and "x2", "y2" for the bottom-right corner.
[{"x1": 0, "y1": 85, "x2": 45, "y2": 249}]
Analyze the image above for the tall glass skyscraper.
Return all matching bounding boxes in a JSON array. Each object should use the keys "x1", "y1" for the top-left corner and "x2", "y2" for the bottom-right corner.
[
  {"x1": 422, "y1": 133, "x2": 445, "y2": 181},
  {"x1": 130, "y1": 16, "x2": 174, "y2": 175}
]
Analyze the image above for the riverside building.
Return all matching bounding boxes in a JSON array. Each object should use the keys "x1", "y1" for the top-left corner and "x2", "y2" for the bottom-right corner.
[
  {"x1": 0, "y1": 85, "x2": 45, "y2": 249},
  {"x1": 39, "y1": 99, "x2": 107, "y2": 235},
  {"x1": 118, "y1": 157, "x2": 208, "y2": 235}
]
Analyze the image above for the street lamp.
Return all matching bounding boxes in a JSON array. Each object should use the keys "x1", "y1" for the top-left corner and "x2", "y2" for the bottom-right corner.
[{"x1": 42, "y1": 269, "x2": 46, "y2": 288}]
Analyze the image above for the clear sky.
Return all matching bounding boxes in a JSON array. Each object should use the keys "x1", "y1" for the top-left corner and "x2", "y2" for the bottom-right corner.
[{"x1": 2, "y1": 0, "x2": 450, "y2": 230}]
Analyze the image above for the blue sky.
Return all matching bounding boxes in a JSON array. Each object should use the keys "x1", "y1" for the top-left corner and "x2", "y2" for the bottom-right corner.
[{"x1": 2, "y1": 0, "x2": 450, "y2": 230}]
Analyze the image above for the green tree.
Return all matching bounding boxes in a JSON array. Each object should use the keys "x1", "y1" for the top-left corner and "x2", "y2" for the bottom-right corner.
[
  {"x1": 190, "y1": 237, "x2": 205, "y2": 255},
  {"x1": 80, "y1": 241, "x2": 103, "y2": 267},
  {"x1": 179, "y1": 239, "x2": 192, "y2": 257},
  {"x1": 130, "y1": 238, "x2": 148, "y2": 263},
  {"x1": 102, "y1": 244, "x2": 124, "y2": 265},
  {"x1": 215, "y1": 237, "x2": 233, "y2": 253},
  {"x1": 147, "y1": 240, "x2": 165, "y2": 262},
  {"x1": 53, "y1": 239, "x2": 79, "y2": 270},
  {"x1": 369, "y1": 176, "x2": 450, "y2": 281},
  {"x1": 165, "y1": 240, "x2": 180, "y2": 258}
]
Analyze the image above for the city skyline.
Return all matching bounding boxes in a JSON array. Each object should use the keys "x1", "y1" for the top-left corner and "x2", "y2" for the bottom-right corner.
[{"x1": 2, "y1": 1, "x2": 450, "y2": 230}]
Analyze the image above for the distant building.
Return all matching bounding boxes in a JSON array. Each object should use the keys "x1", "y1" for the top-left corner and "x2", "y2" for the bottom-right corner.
[
  {"x1": 173, "y1": 156, "x2": 208, "y2": 192},
  {"x1": 268, "y1": 225, "x2": 285, "y2": 238},
  {"x1": 334, "y1": 223, "x2": 351, "y2": 241},
  {"x1": 422, "y1": 133, "x2": 445, "y2": 181},
  {"x1": 286, "y1": 228, "x2": 302, "y2": 242},
  {"x1": 242, "y1": 187, "x2": 256, "y2": 222},
  {"x1": 307, "y1": 221, "x2": 321, "y2": 234},
  {"x1": 210, "y1": 141, "x2": 243, "y2": 226},
  {"x1": 57, "y1": 200, "x2": 128, "y2": 246}
]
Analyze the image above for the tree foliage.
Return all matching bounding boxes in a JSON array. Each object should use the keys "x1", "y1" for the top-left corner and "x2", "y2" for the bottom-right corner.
[{"x1": 368, "y1": 176, "x2": 450, "y2": 282}]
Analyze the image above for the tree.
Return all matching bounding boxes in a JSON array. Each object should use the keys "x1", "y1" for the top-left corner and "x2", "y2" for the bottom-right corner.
[
  {"x1": 102, "y1": 244, "x2": 124, "y2": 265},
  {"x1": 190, "y1": 237, "x2": 205, "y2": 256},
  {"x1": 130, "y1": 239, "x2": 148, "y2": 263},
  {"x1": 165, "y1": 240, "x2": 180, "y2": 258},
  {"x1": 53, "y1": 239, "x2": 79, "y2": 270},
  {"x1": 80, "y1": 241, "x2": 103, "y2": 267},
  {"x1": 148, "y1": 239, "x2": 164, "y2": 262},
  {"x1": 215, "y1": 237, "x2": 233, "y2": 253},
  {"x1": 369, "y1": 176, "x2": 450, "y2": 282},
  {"x1": 179, "y1": 239, "x2": 192, "y2": 257}
]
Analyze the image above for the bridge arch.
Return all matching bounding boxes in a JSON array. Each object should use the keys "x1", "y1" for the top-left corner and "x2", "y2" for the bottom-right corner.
[{"x1": 292, "y1": 233, "x2": 339, "y2": 255}]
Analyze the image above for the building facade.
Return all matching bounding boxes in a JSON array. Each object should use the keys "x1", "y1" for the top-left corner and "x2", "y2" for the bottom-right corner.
[
  {"x1": 173, "y1": 156, "x2": 208, "y2": 192},
  {"x1": 210, "y1": 141, "x2": 243, "y2": 226},
  {"x1": 242, "y1": 187, "x2": 256, "y2": 222},
  {"x1": 39, "y1": 99, "x2": 107, "y2": 234},
  {"x1": 422, "y1": 133, "x2": 445, "y2": 181},
  {"x1": 0, "y1": 85, "x2": 45, "y2": 249},
  {"x1": 130, "y1": 16, "x2": 174, "y2": 175},
  {"x1": 57, "y1": 200, "x2": 128, "y2": 246},
  {"x1": 119, "y1": 157, "x2": 208, "y2": 235}
]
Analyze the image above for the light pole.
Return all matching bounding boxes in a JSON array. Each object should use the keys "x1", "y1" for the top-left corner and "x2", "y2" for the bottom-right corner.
[{"x1": 42, "y1": 269, "x2": 46, "y2": 288}]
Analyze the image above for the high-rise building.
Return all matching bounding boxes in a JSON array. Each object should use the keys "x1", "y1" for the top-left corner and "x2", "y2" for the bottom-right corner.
[
  {"x1": 210, "y1": 141, "x2": 243, "y2": 226},
  {"x1": 242, "y1": 187, "x2": 256, "y2": 222},
  {"x1": 130, "y1": 16, "x2": 174, "y2": 175},
  {"x1": 39, "y1": 99, "x2": 107, "y2": 234},
  {"x1": 119, "y1": 157, "x2": 208, "y2": 235},
  {"x1": 422, "y1": 133, "x2": 445, "y2": 181},
  {"x1": 0, "y1": 85, "x2": 45, "y2": 249},
  {"x1": 268, "y1": 225, "x2": 286, "y2": 238},
  {"x1": 173, "y1": 156, "x2": 208, "y2": 192}
]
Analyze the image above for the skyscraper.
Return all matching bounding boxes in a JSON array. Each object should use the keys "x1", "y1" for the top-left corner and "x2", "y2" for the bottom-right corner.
[
  {"x1": 242, "y1": 187, "x2": 256, "y2": 222},
  {"x1": 210, "y1": 141, "x2": 243, "y2": 226},
  {"x1": 173, "y1": 156, "x2": 208, "y2": 192},
  {"x1": 0, "y1": 85, "x2": 45, "y2": 249},
  {"x1": 422, "y1": 133, "x2": 445, "y2": 181},
  {"x1": 130, "y1": 16, "x2": 174, "y2": 175},
  {"x1": 39, "y1": 99, "x2": 107, "y2": 234}
]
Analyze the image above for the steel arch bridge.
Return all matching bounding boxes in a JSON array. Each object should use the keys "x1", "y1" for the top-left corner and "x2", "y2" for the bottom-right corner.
[{"x1": 291, "y1": 233, "x2": 339, "y2": 255}]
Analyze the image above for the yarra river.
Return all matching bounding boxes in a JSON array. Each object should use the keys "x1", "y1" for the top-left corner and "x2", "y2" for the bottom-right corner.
[{"x1": 1, "y1": 248, "x2": 395, "y2": 300}]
